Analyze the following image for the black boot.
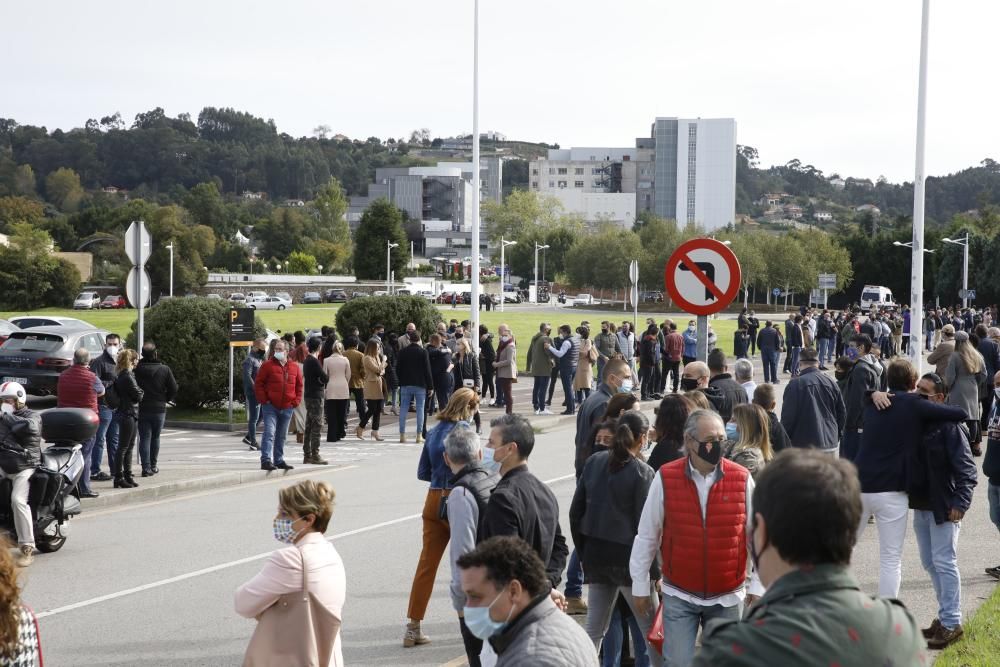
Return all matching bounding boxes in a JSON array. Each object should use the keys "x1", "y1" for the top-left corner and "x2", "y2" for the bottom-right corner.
[{"x1": 113, "y1": 476, "x2": 129, "y2": 488}]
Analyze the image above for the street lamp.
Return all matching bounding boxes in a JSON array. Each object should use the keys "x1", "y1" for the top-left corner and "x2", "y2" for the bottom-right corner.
[
  {"x1": 317, "y1": 264, "x2": 323, "y2": 275},
  {"x1": 500, "y1": 237, "x2": 517, "y2": 313},
  {"x1": 942, "y1": 233, "x2": 970, "y2": 308},
  {"x1": 275, "y1": 263, "x2": 281, "y2": 274},
  {"x1": 533, "y1": 243, "x2": 549, "y2": 304},
  {"x1": 893, "y1": 240, "x2": 935, "y2": 253},
  {"x1": 165, "y1": 242, "x2": 174, "y2": 297},
  {"x1": 387, "y1": 241, "x2": 399, "y2": 293}
]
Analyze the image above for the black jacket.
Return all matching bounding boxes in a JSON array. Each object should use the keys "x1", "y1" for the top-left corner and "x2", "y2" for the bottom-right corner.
[
  {"x1": 699, "y1": 385, "x2": 731, "y2": 420},
  {"x1": 647, "y1": 437, "x2": 684, "y2": 472},
  {"x1": 449, "y1": 463, "x2": 499, "y2": 538},
  {"x1": 574, "y1": 384, "x2": 613, "y2": 475},
  {"x1": 303, "y1": 355, "x2": 328, "y2": 400},
  {"x1": 767, "y1": 410, "x2": 792, "y2": 453},
  {"x1": 481, "y1": 465, "x2": 569, "y2": 589},
  {"x1": 134, "y1": 359, "x2": 178, "y2": 414},
  {"x1": 0, "y1": 408, "x2": 41, "y2": 472},
  {"x1": 709, "y1": 374, "x2": 747, "y2": 422},
  {"x1": 843, "y1": 356, "x2": 883, "y2": 431},
  {"x1": 909, "y1": 420, "x2": 978, "y2": 524},
  {"x1": 757, "y1": 326, "x2": 781, "y2": 351},
  {"x1": 396, "y1": 344, "x2": 433, "y2": 389},
  {"x1": 779, "y1": 367, "x2": 846, "y2": 450},
  {"x1": 89, "y1": 350, "x2": 117, "y2": 406},
  {"x1": 428, "y1": 346, "x2": 453, "y2": 379},
  {"x1": 113, "y1": 369, "x2": 144, "y2": 418}
]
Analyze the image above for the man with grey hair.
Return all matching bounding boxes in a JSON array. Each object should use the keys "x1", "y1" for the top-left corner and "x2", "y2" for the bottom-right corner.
[
  {"x1": 733, "y1": 358, "x2": 756, "y2": 401},
  {"x1": 630, "y1": 409, "x2": 759, "y2": 666},
  {"x1": 781, "y1": 347, "x2": 845, "y2": 455},
  {"x1": 57, "y1": 347, "x2": 105, "y2": 498},
  {"x1": 443, "y1": 424, "x2": 499, "y2": 666}
]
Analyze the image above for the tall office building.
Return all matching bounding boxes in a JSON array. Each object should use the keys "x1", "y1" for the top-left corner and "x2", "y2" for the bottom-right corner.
[{"x1": 653, "y1": 117, "x2": 736, "y2": 230}]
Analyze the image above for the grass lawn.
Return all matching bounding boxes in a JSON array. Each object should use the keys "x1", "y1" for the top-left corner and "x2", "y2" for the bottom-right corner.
[
  {"x1": 166, "y1": 407, "x2": 245, "y2": 424},
  {"x1": 934, "y1": 584, "x2": 1000, "y2": 666}
]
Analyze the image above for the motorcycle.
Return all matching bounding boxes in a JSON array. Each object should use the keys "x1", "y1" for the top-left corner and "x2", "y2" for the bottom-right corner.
[{"x1": 0, "y1": 408, "x2": 97, "y2": 553}]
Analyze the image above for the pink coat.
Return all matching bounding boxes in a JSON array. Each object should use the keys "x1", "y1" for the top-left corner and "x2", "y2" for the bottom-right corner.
[{"x1": 235, "y1": 531, "x2": 346, "y2": 667}]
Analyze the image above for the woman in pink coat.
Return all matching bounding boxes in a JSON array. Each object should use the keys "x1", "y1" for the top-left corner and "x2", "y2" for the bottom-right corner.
[{"x1": 235, "y1": 480, "x2": 346, "y2": 666}]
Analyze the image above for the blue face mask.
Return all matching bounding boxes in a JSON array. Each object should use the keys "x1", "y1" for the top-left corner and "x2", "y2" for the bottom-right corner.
[
  {"x1": 463, "y1": 587, "x2": 512, "y2": 640},
  {"x1": 619, "y1": 379, "x2": 634, "y2": 394},
  {"x1": 273, "y1": 517, "x2": 306, "y2": 544},
  {"x1": 845, "y1": 346, "x2": 859, "y2": 361},
  {"x1": 482, "y1": 446, "x2": 505, "y2": 475},
  {"x1": 725, "y1": 422, "x2": 738, "y2": 441}
]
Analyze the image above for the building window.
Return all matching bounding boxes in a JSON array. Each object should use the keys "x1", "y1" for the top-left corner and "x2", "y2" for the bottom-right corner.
[
  {"x1": 549, "y1": 167, "x2": 555, "y2": 174},
  {"x1": 558, "y1": 180, "x2": 567, "y2": 188},
  {"x1": 575, "y1": 167, "x2": 584, "y2": 175},
  {"x1": 532, "y1": 168, "x2": 538, "y2": 175},
  {"x1": 558, "y1": 168, "x2": 567, "y2": 175},
  {"x1": 592, "y1": 168, "x2": 601, "y2": 175},
  {"x1": 574, "y1": 181, "x2": 584, "y2": 188},
  {"x1": 532, "y1": 181, "x2": 538, "y2": 189},
  {"x1": 549, "y1": 180, "x2": 555, "y2": 188}
]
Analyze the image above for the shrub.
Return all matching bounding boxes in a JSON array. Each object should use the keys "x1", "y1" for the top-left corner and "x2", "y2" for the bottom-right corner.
[
  {"x1": 335, "y1": 295, "x2": 441, "y2": 339},
  {"x1": 126, "y1": 298, "x2": 266, "y2": 408}
]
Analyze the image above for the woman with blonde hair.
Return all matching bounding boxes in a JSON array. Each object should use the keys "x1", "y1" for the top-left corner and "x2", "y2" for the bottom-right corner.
[
  {"x1": 404, "y1": 388, "x2": 479, "y2": 648},
  {"x1": 575, "y1": 325, "x2": 597, "y2": 403},
  {"x1": 358, "y1": 339, "x2": 386, "y2": 441},
  {"x1": 724, "y1": 403, "x2": 773, "y2": 478},
  {"x1": 946, "y1": 330, "x2": 988, "y2": 450},
  {"x1": 112, "y1": 348, "x2": 143, "y2": 488},
  {"x1": 323, "y1": 341, "x2": 351, "y2": 443},
  {"x1": 0, "y1": 537, "x2": 41, "y2": 662},
  {"x1": 452, "y1": 337, "x2": 482, "y2": 433},
  {"x1": 236, "y1": 480, "x2": 345, "y2": 667}
]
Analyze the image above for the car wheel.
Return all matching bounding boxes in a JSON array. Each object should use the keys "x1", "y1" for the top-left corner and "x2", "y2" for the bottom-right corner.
[
  {"x1": 278, "y1": 305, "x2": 285, "y2": 310},
  {"x1": 249, "y1": 305, "x2": 256, "y2": 310}
]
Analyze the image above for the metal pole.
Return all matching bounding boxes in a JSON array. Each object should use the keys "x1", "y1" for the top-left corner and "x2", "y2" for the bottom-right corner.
[
  {"x1": 386, "y1": 241, "x2": 391, "y2": 291},
  {"x1": 168, "y1": 243, "x2": 174, "y2": 298},
  {"x1": 533, "y1": 244, "x2": 539, "y2": 304},
  {"x1": 228, "y1": 344, "x2": 234, "y2": 428},
  {"x1": 909, "y1": 0, "x2": 930, "y2": 376},
  {"x1": 469, "y1": 0, "x2": 481, "y2": 355},
  {"x1": 136, "y1": 221, "x2": 145, "y2": 352},
  {"x1": 696, "y1": 315, "x2": 708, "y2": 362},
  {"x1": 500, "y1": 237, "x2": 506, "y2": 314},
  {"x1": 961, "y1": 234, "x2": 969, "y2": 309}
]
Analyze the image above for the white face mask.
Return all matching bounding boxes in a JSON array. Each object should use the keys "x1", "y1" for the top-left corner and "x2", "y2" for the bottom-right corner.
[
  {"x1": 0, "y1": 403, "x2": 12, "y2": 415},
  {"x1": 994, "y1": 387, "x2": 1000, "y2": 402},
  {"x1": 106, "y1": 345, "x2": 120, "y2": 360}
]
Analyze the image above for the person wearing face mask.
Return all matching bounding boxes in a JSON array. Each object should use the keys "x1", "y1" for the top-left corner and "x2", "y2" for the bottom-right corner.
[
  {"x1": 575, "y1": 359, "x2": 631, "y2": 476},
  {"x1": 0, "y1": 382, "x2": 41, "y2": 567},
  {"x1": 254, "y1": 339, "x2": 304, "y2": 472},
  {"x1": 570, "y1": 410, "x2": 662, "y2": 666},
  {"x1": 630, "y1": 409, "x2": 761, "y2": 667},
  {"x1": 526, "y1": 323, "x2": 555, "y2": 415},
  {"x1": 88, "y1": 333, "x2": 121, "y2": 482},
  {"x1": 779, "y1": 348, "x2": 845, "y2": 455},
  {"x1": 491, "y1": 324, "x2": 516, "y2": 415},
  {"x1": 594, "y1": 321, "x2": 622, "y2": 381},
  {"x1": 707, "y1": 349, "x2": 747, "y2": 423},
  {"x1": 443, "y1": 425, "x2": 500, "y2": 667},
  {"x1": 546, "y1": 324, "x2": 579, "y2": 415},
  {"x1": 692, "y1": 449, "x2": 925, "y2": 666},
  {"x1": 458, "y1": 536, "x2": 597, "y2": 666},
  {"x1": 681, "y1": 321, "x2": 698, "y2": 366},
  {"x1": 680, "y1": 361, "x2": 729, "y2": 420},
  {"x1": 235, "y1": 480, "x2": 345, "y2": 667},
  {"x1": 241, "y1": 338, "x2": 268, "y2": 450},
  {"x1": 110, "y1": 348, "x2": 143, "y2": 488},
  {"x1": 839, "y1": 334, "x2": 882, "y2": 461}
]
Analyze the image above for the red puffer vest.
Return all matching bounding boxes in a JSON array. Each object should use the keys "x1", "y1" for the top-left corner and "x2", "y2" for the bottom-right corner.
[
  {"x1": 254, "y1": 359, "x2": 302, "y2": 410},
  {"x1": 660, "y1": 458, "x2": 749, "y2": 599},
  {"x1": 56, "y1": 365, "x2": 99, "y2": 413}
]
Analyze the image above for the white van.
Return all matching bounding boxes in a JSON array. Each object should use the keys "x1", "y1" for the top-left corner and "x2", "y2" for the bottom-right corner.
[{"x1": 860, "y1": 285, "x2": 896, "y2": 313}]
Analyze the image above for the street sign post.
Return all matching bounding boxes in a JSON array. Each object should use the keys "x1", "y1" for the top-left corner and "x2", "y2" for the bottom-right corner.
[
  {"x1": 629, "y1": 259, "x2": 639, "y2": 330},
  {"x1": 960, "y1": 289, "x2": 976, "y2": 301},
  {"x1": 664, "y1": 239, "x2": 741, "y2": 361},
  {"x1": 818, "y1": 273, "x2": 836, "y2": 309},
  {"x1": 125, "y1": 267, "x2": 151, "y2": 309},
  {"x1": 125, "y1": 220, "x2": 151, "y2": 351},
  {"x1": 227, "y1": 308, "x2": 256, "y2": 427}
]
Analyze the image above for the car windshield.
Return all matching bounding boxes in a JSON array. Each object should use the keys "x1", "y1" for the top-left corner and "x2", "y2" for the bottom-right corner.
[
  {"x1": 76, "y1": 293, "x2": 92, "y2": 300},
  {"x1": 862, "y1": 292, "x2": 879, "y2": 301},
  {"x1": 2, "y1": 333, "x2": 64, "y2": 352}
]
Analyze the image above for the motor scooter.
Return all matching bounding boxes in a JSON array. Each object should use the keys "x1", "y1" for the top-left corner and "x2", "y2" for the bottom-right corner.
[{"x1": 0, "y1": 408, "x2": 97, "y2": 553}]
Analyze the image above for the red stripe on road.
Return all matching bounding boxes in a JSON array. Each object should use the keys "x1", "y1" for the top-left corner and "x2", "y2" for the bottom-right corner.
[{"x1": 678, "y1": 253, "x2": 726, "y2": 301}]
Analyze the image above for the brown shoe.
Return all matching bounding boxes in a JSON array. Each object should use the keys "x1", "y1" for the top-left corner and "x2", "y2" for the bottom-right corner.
[
  {"x1": 403, "y1": 621, "x2": 430, "y2": 648},
  {"x1": 356, "y1": 426, "x2": 365, "y2": 440},
  {"x1": 565, "y1": 596, "x2": 588, "y2": 616},
  {"x1": 372, "y1": 430, "x2": 384, "y2": 442},
  {"x1": 921, "y1": 618, "x2": 941, "y2": 639},
  {"x1": 927, "y1": 624, "x2": 963, "y2": 650},
  {"x1": 15, "y1": 545, "x2": 34, "y2": 568}
]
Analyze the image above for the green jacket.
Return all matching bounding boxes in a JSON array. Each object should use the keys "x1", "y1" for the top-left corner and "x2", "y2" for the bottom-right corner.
[
  {"x1": 692, "y1": 565, "x2": 926, "y2": 667},
  {"x1": 593, "y1": 332, "x2": 621, "y2": 360},
  {"x1": 526, "y1": 333, "x2": 554, "y2": 377}
]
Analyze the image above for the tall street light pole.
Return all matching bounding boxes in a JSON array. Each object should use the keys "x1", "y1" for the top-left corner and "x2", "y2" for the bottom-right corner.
[
  {"x1": 500, "y1": 237, "x2": 516, "y2": 313},
  {"x1": 942, "y1": 233, "x2": 970, "y2": 308},
  {"x1": 908, "y1": 0, "x2": 931, "y2": 376},
  {"x1": 469, "y1": 0, "x2": 482, "y2": 354},
  {"x1": 533, "y1": 243, "x2": 549, "y2": 304},
  {"x1": 165, "y1": 242, "x2": 174, "y2": 298},
  {"x1": 387, "y1": 241, "x2": 399, "y2": 293}
]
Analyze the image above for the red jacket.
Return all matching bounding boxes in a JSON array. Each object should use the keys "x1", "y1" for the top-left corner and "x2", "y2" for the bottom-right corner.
[
  {"x1": 664, "y1": 332, "x2": 684, "y2": 362},
  {"x1": 57, "y1": 365, "x2": 100, "y2": 413},
  {"x1": 659, "y1": 458, "x2": 749, "y2": 599},
  {"x1": 254, "y1": 358, "x2": 303, "y2": 410}
]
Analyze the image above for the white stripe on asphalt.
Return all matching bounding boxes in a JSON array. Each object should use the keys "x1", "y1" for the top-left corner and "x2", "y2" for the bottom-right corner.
[{"x1": 34, "y1": 473, "x2": 576, "y2": 619}]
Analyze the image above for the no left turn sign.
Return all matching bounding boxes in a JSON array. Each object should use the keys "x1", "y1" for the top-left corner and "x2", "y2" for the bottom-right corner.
[{"x1": 664, "y1": 238, "x2": 742, "y2": 316}]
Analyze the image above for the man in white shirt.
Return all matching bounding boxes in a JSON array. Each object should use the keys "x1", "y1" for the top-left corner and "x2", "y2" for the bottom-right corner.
[
  {"x1": 733, "y1": 358, "x2": 757, "y2": 401},
  {"x1": 631, "y1": 409, "x2": 760, "y2": 667}
]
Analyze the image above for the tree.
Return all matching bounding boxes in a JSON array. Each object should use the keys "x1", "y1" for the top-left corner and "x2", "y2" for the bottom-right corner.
[
  {"x1": 12, "y1": 165, "x2": 35, "y2": 196},
  {"x1": 184, "y1": 182, "x2": 232, "y2": 238},
  {"x1": 286, "y1": 250, "x2": 318, "y2": 275},
  {"x1": 482, "y1": 190, "x2": 565, "y2": 241},
  {"x1": 312, "y1": 177, "x2": 351, "y2": 265},
  {"x1": 565, "y1": 224, "x2": 642, "y2": 289},
  {"x1": 336, "y1": 295, "x2": 440, "y2": 342},
  {"x1": 313, "y1": 125, "x2": 331, "y2": 139},
  {"x1": 44, "y1": 167, "x2": 85, "y2": 212},
  {"x1": 353, "y1": 199, "x2": 409, "y2": 280},
  {"x1": 0, "y1": 196, "x2": 45, "y2": 232}
]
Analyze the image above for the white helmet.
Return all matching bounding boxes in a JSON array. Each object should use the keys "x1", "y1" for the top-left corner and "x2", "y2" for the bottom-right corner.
[{"x1": 0, "y1": 382, "x2": 26, "y2": 405}]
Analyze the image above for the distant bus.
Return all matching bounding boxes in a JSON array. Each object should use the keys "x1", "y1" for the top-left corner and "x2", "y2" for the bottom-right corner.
[{"x1": 860, "y1": 285, "x2": 896, "y2": 313}]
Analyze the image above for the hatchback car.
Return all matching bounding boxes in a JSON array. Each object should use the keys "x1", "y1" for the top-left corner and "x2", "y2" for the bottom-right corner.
[
  {"x1": 302, "y1": 292, "x2": 322, "y2": 304},
  {"x1": 9, "y1": 316, "x2": 93, "y2": 330},
  {"x1": 0, "y1": 327, "x2": 108, "y2": 395},
  {"x1": 229, "y1": 293, "x2": 247, "y2": 304},
  {"x1": 0, "y1": 320, "x2": 19, "y2": 346},
  {"x1": 73, "y1": 292, "x2": 101, "y2": 310},
  {"x1": 247, "y1": 296, "x2": 292, "y2": 311},
  {"x1": 324, "y1": 289, "x2": 348, "y2": 303},
  {"x1": 100, "y1": 295, "x2": 126, "y2": 309}
]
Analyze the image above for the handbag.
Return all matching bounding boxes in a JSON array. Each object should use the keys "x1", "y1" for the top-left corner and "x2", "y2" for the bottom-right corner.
[
  {"x1": 243, "y1": 547, "x2": 341, "y2": 667},
  {"x1": 463, "y1": 379, "x2": 475, "y2": 389},
  {"x1": 646, "y1": 599, "x2": 664, "y2": 655}
]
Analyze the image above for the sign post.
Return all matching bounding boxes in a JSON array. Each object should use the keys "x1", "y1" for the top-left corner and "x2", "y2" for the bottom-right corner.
[
  {"x1": 664, "y1": 239, "x2": 741, "y2": 362},
  {"x1": 124, "y1": 221, "x2": 151, "y2": 351},
  {"x1": 228, "y1": 308, "x2": 255, "y2": 428},
  {"x1": 818, "y1": 273, "x2": 837, "y2": 310},
  {"x1": 629, "y1": 259, "x2": 639, "y2": 332}
]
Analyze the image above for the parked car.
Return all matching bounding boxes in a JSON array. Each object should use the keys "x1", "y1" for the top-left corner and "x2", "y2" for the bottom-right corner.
[
  {"x1": 0, "y1": 326, "x2": 108, "y2": 395},
  {"x1": 205, "y1": 293, "x2": 223, "y2": 300},
  {"x1": 100, "y1": 295, "x2": 126, "y2": 309},
  {"x1": 0, "y1": 320, "x2": 19, "y2": 346},
  {"x1": 502, "y1": 290, "x2": 522, "y2": 304},
  {"x1": 324, "y1": 289, "x2": 348, "y2": 303},
  {"x1": 573, "y1": 293, "x2": 594, "y2": 306},
  {"x1": 275, "y1": 291, "x2": 293, "y2": 302},
  {"x1": 229, "y1": 293, "x2": 247, "y2": 304},
  {"x1": 437, "y1": 291, "x2": 456, "y2": 304},
  {"x1": 350, "y1": 292, "x2": 367, "y2": 300},
  {"x1": 9, "y1": 316, "x2": 93, "y2": 330},
  {"x1": 302, "y1": 291, "x2": 322, "y2": 304},
  {"x1": 417, "y1": 290, "x2": 436, "y2": 302},
  {"x1": 73, "y1": 292, "x2": 101, "y2": 310},
  {"x1": 247, "y1": 296, "x2": 292, "y2": 311},
  {"x1": 246, "y1": 291, "x2": 269, "y2": 304},
  {"x1": 640, "y1": 291, "x2": 664, "y2": 303}
]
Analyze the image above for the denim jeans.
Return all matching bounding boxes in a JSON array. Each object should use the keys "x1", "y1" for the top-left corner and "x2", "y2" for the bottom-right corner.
[
  {"x1": 817, "y1": 337, "x2": 831, "y2": 364},
  {"x1": 789, "y1": 346, "x2": 802, "y2": 376},
  {"x1": 989, "y1": 483, "x2": 1000, "y2": 533},
  {"x1": 245, "y1": 389, "x2": 261, "y2": 444},
  {"x1": 602, "y1": 606, "x2": 650, "y2": 667},
  {"x1": 92, "y1": 404, "x2": 119, "y2": 475},
  {"x1": 761, "y1": 349, "x2": 778, "y2": 383},
  {"x1": 662, "y1": 595, "x2": 740, "y2": 667},
  {"x1": 532, "y1": 375, "x2": 551, "y2": 411},
  {"x1": 913, "y1": 510, "x2": 962, "y2": 628},
  {"x1": 560, "y1": 365, "x2": 576, "y2": 412},
  {"x1": 138, "y1": 411, "x2": 166, "y2": 471},
  {"x1": 398, "y1": 386, "x2": 427, "y2": 437},
  {"x1": 857, "y1": 491, "x2": 909, "y2": 598},
  {"x1": 565, "y1": 549, "x2": 583, "y2": 598},
  {"x1": 588, "y1": 584, "x2": 659, "y2": 667},
  {"x1": 260, "y1": 403, "x2": 293, "y2": 465},
  {"x1": 78, "y1": 435, "x2": 95, "y2": 493}
]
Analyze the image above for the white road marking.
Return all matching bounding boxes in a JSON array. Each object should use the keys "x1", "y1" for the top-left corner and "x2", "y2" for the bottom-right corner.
[{"x1": 35, "y1": 473, "x2": 575, "y2": 619}]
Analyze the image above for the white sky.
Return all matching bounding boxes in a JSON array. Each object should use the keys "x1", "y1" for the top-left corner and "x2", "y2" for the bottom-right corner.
[{"x1": 3, "y1": 0, "x2": 995, "y2": 182}]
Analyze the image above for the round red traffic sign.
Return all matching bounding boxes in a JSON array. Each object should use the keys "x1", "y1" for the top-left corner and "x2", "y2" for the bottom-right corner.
[{"x1": 664, "y1": 238, "x2": 742, "y2": 316}]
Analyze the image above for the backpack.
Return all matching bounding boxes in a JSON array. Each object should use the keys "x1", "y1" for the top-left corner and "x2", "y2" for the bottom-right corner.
[{"x1": 104, "y1": 379, "x2": 121, "y2": 409}]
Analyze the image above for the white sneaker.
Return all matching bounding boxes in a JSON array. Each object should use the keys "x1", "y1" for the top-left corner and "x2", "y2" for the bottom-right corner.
[
  {"x1": 540, "y1": 409, "x2": 554, "y2": 415},
  {"x1": 534, "y1": 409, "x2": 540, "y2": 415}
]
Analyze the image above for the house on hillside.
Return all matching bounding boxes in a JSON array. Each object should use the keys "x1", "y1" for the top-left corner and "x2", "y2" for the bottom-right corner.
[
  {"x1": 242, "y1": 191, "x2": 266, "y2": 200},
  {"x1": 783, "y1": 204, "x2": 804, "y2": 219},
  {"x1": 756, "y1": 193, "x2": 788, "y2": 207},
  {"x1": 283, "y1": 199, "x2": 306, "y2": 207},
  {"x1": 829, "y1": 177, "x2": 846, "y2": 190},
  {"x1": 813, "y1": 210, "x2": 833, "y2": 222}
]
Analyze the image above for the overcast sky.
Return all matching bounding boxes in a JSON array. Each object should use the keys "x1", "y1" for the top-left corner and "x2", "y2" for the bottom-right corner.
[{"x1": 3, "y1": 1, "x2": 995, "y2": 182}]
